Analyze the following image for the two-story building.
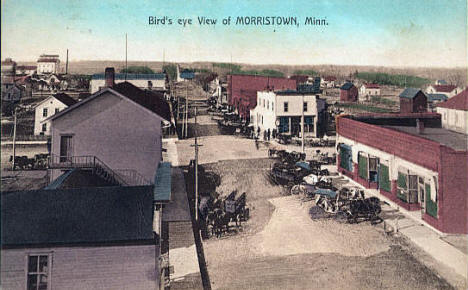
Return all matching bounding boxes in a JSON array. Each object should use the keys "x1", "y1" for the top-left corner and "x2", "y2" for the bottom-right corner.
[
  {"x1": 34, "y1": 93, "x2": 77, "y2": 135},
  {"x1": 37, "y1": 54, "x2": 60, "y2": 75},
  {"x1": 47, "y1": 68, "x2": 171, "y2": 182},
  {"x1": 336, "y1": 113, "x2": 467, "y2": 234},
  {"x1": 250, "y1": 89, "x2": 326, "y2": 138},
  {"x1": 436, "y1": 88, "x2": 468, "y2": 134}
]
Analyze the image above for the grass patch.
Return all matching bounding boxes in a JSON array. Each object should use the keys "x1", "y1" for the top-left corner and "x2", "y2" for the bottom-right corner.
[
  {"x1": 370, "y1": 96, "x2": 397, "y2": 106},
  {"x1": 356, "y1": 72, "x2": 430, "y2": 88},
  {"x1": 335, "y1": 103, "x2": 393, "y2": 113}
]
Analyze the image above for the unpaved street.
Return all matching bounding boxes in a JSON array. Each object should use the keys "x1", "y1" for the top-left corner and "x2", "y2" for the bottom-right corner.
[{"x1": 175, "y1": 130, "x2": 454, "y2": 290}]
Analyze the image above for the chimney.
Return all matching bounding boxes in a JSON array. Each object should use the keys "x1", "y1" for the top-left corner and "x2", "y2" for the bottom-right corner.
[
  {"x1": 416, "y1": 118, "x2": 424, "y2": 134},
  {"x1": 105, "y1": 67, "x2": 115, "y2": 87}
]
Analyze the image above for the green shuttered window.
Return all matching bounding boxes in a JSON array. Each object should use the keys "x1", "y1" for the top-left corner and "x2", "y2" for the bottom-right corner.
[
  {"x1": 358, "y1": 154, "x2": 368, "y2": 180},
  {"x1": 379, "y1": 164, "x2": 391, "y2": 192}
]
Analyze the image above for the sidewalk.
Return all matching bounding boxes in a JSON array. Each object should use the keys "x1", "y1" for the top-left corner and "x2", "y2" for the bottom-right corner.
[{"x1": 341, "y1": 174, "x2": 467, "y2": 282}]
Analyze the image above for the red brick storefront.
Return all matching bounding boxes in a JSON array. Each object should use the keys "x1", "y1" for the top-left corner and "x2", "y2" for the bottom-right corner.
[
  {"x1": 336, "y1": 115, "x2": 468, "y2": 234},
  {"x1": 227, "y1": 74, "x2": 296, "y2": 119}
]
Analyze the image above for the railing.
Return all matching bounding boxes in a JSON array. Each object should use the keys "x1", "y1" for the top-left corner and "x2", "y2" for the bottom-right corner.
[
  {"x1": 48, "y1": 154, "x2": 128, "y2": 186},
  {"x1": 115, "y1": 169, "x2": 152, "y2": 186}
]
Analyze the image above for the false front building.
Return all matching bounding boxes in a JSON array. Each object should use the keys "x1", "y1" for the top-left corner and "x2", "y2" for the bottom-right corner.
[{"x1": 250, "y1": 89, "x2": 327, "y2": 138}]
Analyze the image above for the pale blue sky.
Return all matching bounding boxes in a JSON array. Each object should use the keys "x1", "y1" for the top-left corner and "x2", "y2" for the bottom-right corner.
[{"x1": 1, "y1": 0, "x2": 466, "y2": 67}]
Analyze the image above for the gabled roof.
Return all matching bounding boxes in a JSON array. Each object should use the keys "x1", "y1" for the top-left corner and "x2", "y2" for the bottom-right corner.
[
  {"x1": 48, "y1": 82, "x2": 171, "y2": 122},
  {"x1": 431, "y1": 84, "x2": 457, "y2": 93},
  {"x1": 340, "y1": 82, "x2": 355, "y2": 90},
  {"x1": 53, "y1": 93, "x2": 77, "y2": 106},
  {"x1": 363, "y1": 83, "x2": 380, "y2": 89},
  {"x1": 436, "y1": 88, "x2": 468, "y2": 111},
  {"x1": 399, "y1": 88, "x2": 425, "y2": 99},
  {"x1": 427, "y1": 94, "x2": 448, "y2": 103},
  {"x1": 112, "y1": 82, "x2": 171, "y2": 121},
  {"x1": 1, "y1": 186, "x2": 155, "y2": 246}
]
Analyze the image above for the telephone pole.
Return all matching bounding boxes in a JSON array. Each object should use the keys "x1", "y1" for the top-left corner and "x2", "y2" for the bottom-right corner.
[
  {"x1": 191, "y1": 107, "x2": 203, "y2": 221},
  {"x1": 185, "y1": 85, "x2": 188, "y2": 138},
  {"x1": 12, "y1": 107, "x2": 17, "y2": 171},
  {"x1": 301, "y1": 94, "x2": 305, "y2": 154}
]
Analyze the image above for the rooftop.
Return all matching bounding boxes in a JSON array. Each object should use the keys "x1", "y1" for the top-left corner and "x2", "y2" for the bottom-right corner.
[
  {"x1": 340, "y1": 82, "x2": 354, "y2": 90},
  {"x1": 383, "y1": 126, "x2": 467, "y2": 151},
  {"x1": 399, "y1": 88, "x2": 425, "y2": 99},
  {"x1": 436, "y1": 88, "x2": 468, "y2": 111},
  {"x1": 92, "y1": 73, "x2": 166, "y2": 80},
  {"x1": 1, "y1": 185, "x2": 155, "y2": 246},
  {"x1": 432, "y1": 84, "x2": 457, "y2": 93},
  {"x1": 112, "y1": 82, "x2": 171, "y2": 121},
  {"x1": 54, "y1": 92, "x2": 77, "y2": 106},
  {"x1": 154, "y1": 162, "x2": 172, "y2": 203}
]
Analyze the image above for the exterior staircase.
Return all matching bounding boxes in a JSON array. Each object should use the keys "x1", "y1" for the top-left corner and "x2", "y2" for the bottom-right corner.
[{"x1": 48, "y1": 154, "x2": 151, "y2": 186}]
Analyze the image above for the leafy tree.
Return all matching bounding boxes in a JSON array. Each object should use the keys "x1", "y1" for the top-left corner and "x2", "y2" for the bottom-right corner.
[{"x1": 163, "y1": 64, "x2": 177, "y2": 80}]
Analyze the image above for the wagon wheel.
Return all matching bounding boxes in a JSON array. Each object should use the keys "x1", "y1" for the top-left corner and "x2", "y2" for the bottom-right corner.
[{"x1": 290, "y1": 185, "x2": 302, "y2": 195}]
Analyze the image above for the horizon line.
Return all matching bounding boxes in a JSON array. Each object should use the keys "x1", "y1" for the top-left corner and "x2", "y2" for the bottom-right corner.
[{"x1": 7, "y1": 58, "x2": 466, "y2": 70}]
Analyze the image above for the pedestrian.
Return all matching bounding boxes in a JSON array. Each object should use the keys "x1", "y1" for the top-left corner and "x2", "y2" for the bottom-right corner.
[
  {"x1": 267, "y1": 129, "x2": 271, "y2": 141},
  {"x1": 263, "y1": 130, "x2": 267, "y2": 141},
  {"x1": 272, "y1": 128, "x2": 277, "y2": 139},
  {"x1": 257, "y1": 127, "x2": 260, "y2": 139}
]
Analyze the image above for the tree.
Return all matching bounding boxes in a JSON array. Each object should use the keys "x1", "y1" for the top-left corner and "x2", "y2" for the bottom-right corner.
[{"x1": 163, "y1": 64, "x2": 177, "y2": 81}]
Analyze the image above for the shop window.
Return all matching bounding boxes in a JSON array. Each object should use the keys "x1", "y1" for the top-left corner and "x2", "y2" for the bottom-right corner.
[
  {"x1": 368, "y1": 157, "x2": 379, "y2": 182},
  {"x1": 303, "y1": 102, "x2": 308, "y2": 112}
]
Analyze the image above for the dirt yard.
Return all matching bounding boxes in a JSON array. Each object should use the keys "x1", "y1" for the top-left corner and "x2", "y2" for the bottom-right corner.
[{"x1": 198, "y1": 156, "x2": 453, "y2": 290}]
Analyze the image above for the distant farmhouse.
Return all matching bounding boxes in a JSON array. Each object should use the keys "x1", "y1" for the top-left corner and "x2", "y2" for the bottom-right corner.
[
  {"x1": 37, "y1": 54, "x2": 60, "y2": 75},
  {"x1": 321, "y1": 76, "x2": 337, "y2": 88},
  {"x1": 425, "y1": 84, "x2": 462, "y2": 99},
  {"x1": 359, "y1": 83, "x2": 380, "y2": 101}
]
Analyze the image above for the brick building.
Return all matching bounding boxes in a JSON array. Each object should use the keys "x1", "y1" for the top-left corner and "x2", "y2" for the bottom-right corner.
[
  {"x1": 339, "y1": 82, "x2": 358, "y2": 102},
  {"x1": 227, "y1": 74, "x2": 296, "y2": 120},
  {"x1": 336, "y1": 113, "x2": 467, "y2": 234},
  {"x1": 399, "y1": 88, "x2": 428, "y2": 113}
]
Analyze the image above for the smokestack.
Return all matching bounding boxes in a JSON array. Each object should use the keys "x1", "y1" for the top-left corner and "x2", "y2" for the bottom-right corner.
[
  {"x1": 105, "y1": 67, "x2": 115, "y2": 88},
  {"x1": 66, "y1": 49, "x2": 69, "y2": 75},
  {"x1": 416, "y1": 118, "x2": 424, "y2": 134}
]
